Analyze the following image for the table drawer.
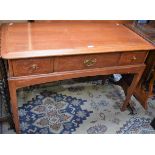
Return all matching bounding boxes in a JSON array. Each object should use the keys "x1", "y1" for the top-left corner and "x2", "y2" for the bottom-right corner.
[
  {"x1": 12, "y1": 58, "x2": 53, "y2": 76},
  {"x1": 54, "y1": 53, "x2": 121, "y2": 72},
  {"x1": 119, "y1": 51, "x2": 148, "y2": 65}
]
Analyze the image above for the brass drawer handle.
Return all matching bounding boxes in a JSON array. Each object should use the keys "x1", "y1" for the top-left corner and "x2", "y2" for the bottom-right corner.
[
  {"x1": 84, "y1": 58, "x2": 97, "y2": 67},
  {"x1": 131, "y1": 56, "x2": 137, "y2": 61},
  {"x1": 30, "y1": 64, "x2": 39, "y2": 71}
]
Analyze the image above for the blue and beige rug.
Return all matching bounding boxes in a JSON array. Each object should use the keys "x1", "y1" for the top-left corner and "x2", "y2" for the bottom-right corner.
[{"x1": 1, "y1": 79, "x2": 155, "y2": 134}]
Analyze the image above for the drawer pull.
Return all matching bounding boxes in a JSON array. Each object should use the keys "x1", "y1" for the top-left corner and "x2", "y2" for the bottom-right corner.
[
  {"x1": 84, "y1": 58, "x2": 97, "y2": 67},
  {"x1": 131, "y1": 56, "x2": 137, "y2": 61},
  {"x1": 30, "y1": 64, "x2": 39, "y2": 71}
]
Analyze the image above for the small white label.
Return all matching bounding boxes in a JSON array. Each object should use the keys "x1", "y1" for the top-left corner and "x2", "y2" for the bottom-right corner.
[
  {"x1": 88, "y1": 45, "x2": 94, "y2": 48},
  {"x1": 9, "y1": 23, "x2": 13, "y2": 26}
]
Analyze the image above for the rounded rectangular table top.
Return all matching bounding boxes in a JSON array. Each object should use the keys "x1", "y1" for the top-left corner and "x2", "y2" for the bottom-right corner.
[{"x1": 1, "y1": 21, "x2": 155, "y2": 59}]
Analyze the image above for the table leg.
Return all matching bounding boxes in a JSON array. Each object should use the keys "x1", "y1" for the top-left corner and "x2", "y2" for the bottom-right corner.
[
  {"x1": 121, "y1": 71, "x2": 144, "y2": 111},
  {"x1": 8, "y1": 81, "x2": 20, "y2": 133},
  {"x1": 148, "y1": 72, "x2": 155, "y2": 97}
]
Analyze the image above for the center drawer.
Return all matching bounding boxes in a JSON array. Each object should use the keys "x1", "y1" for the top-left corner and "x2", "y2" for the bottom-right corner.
[
  {"x1": 12, "y1": 58, "x2": 53, "y2": 76},
  {"x1": 54, "y1": 53, "x2": 121, "y2": 72}
]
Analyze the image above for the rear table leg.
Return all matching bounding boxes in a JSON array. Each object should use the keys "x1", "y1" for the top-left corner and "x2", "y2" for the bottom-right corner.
[{"x1": 121, "y1": 71, "x2": 144, "y2": 111}]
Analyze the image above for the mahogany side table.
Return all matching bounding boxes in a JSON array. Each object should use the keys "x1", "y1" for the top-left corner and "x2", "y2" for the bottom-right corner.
[{"x1": 1, "y1": 21, "x2": 154, "y2": 133}]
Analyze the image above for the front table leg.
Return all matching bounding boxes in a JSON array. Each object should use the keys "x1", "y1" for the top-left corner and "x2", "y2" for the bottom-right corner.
[
  {"x1": 121, "y1": 71, "x2": 144, "y2": 111},
  {"x1": 8, "y1": 81, "x2": 20, "y2": 133}
]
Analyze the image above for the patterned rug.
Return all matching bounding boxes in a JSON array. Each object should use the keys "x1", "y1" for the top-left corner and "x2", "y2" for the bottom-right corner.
[
  {"x1": 19, "y1": 92, "x2": 92, "y2": 134},
  {"x1": 1, "y1": 79, "x2": 155, "y2": 134},
  {"x1": 117, "y1": 117, "x2": 155, "y2": 134}
]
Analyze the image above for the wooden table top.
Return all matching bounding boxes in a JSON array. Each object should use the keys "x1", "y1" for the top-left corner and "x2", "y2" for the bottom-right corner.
[{"x1": 1, "y1": 21, "x2": 154, "y2": 59}]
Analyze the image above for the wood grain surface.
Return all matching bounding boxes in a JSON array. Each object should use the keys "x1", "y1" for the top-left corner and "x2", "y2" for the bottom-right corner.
[{"x1": 1, "y1": 21, "x2": 154, "y2": 59}]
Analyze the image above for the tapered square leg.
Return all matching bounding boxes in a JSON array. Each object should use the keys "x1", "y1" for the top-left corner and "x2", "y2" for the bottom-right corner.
[{"x1": 121, "y1": 71, "x2": 144, "y2": 111}]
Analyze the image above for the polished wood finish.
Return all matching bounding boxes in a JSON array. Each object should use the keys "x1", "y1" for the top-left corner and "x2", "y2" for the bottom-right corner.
[
  {"x1": 11, "y1": 58, "x2": 53, "y2": 76},
  {"x1": 124, "y1": 23, "x2": 155, "y2": 109},
  {"x1": 9, "y1": 64, "x2": 145, "y2": 89},
  {"x1": 133, "y1": 52, "x2": 155, "y2": 109},
  {"x1": 1, "y1": 21, "x2": 154, "y2": 133},
  {"x1": 54, "y1": 53, "x2": 121, "y2": 72},
  {"x1": 1, "y1": 22, "x2": 154, "y2": 59},
  {"x1": 119, "y1": 51, "x2": 148, "y2": 65}
]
